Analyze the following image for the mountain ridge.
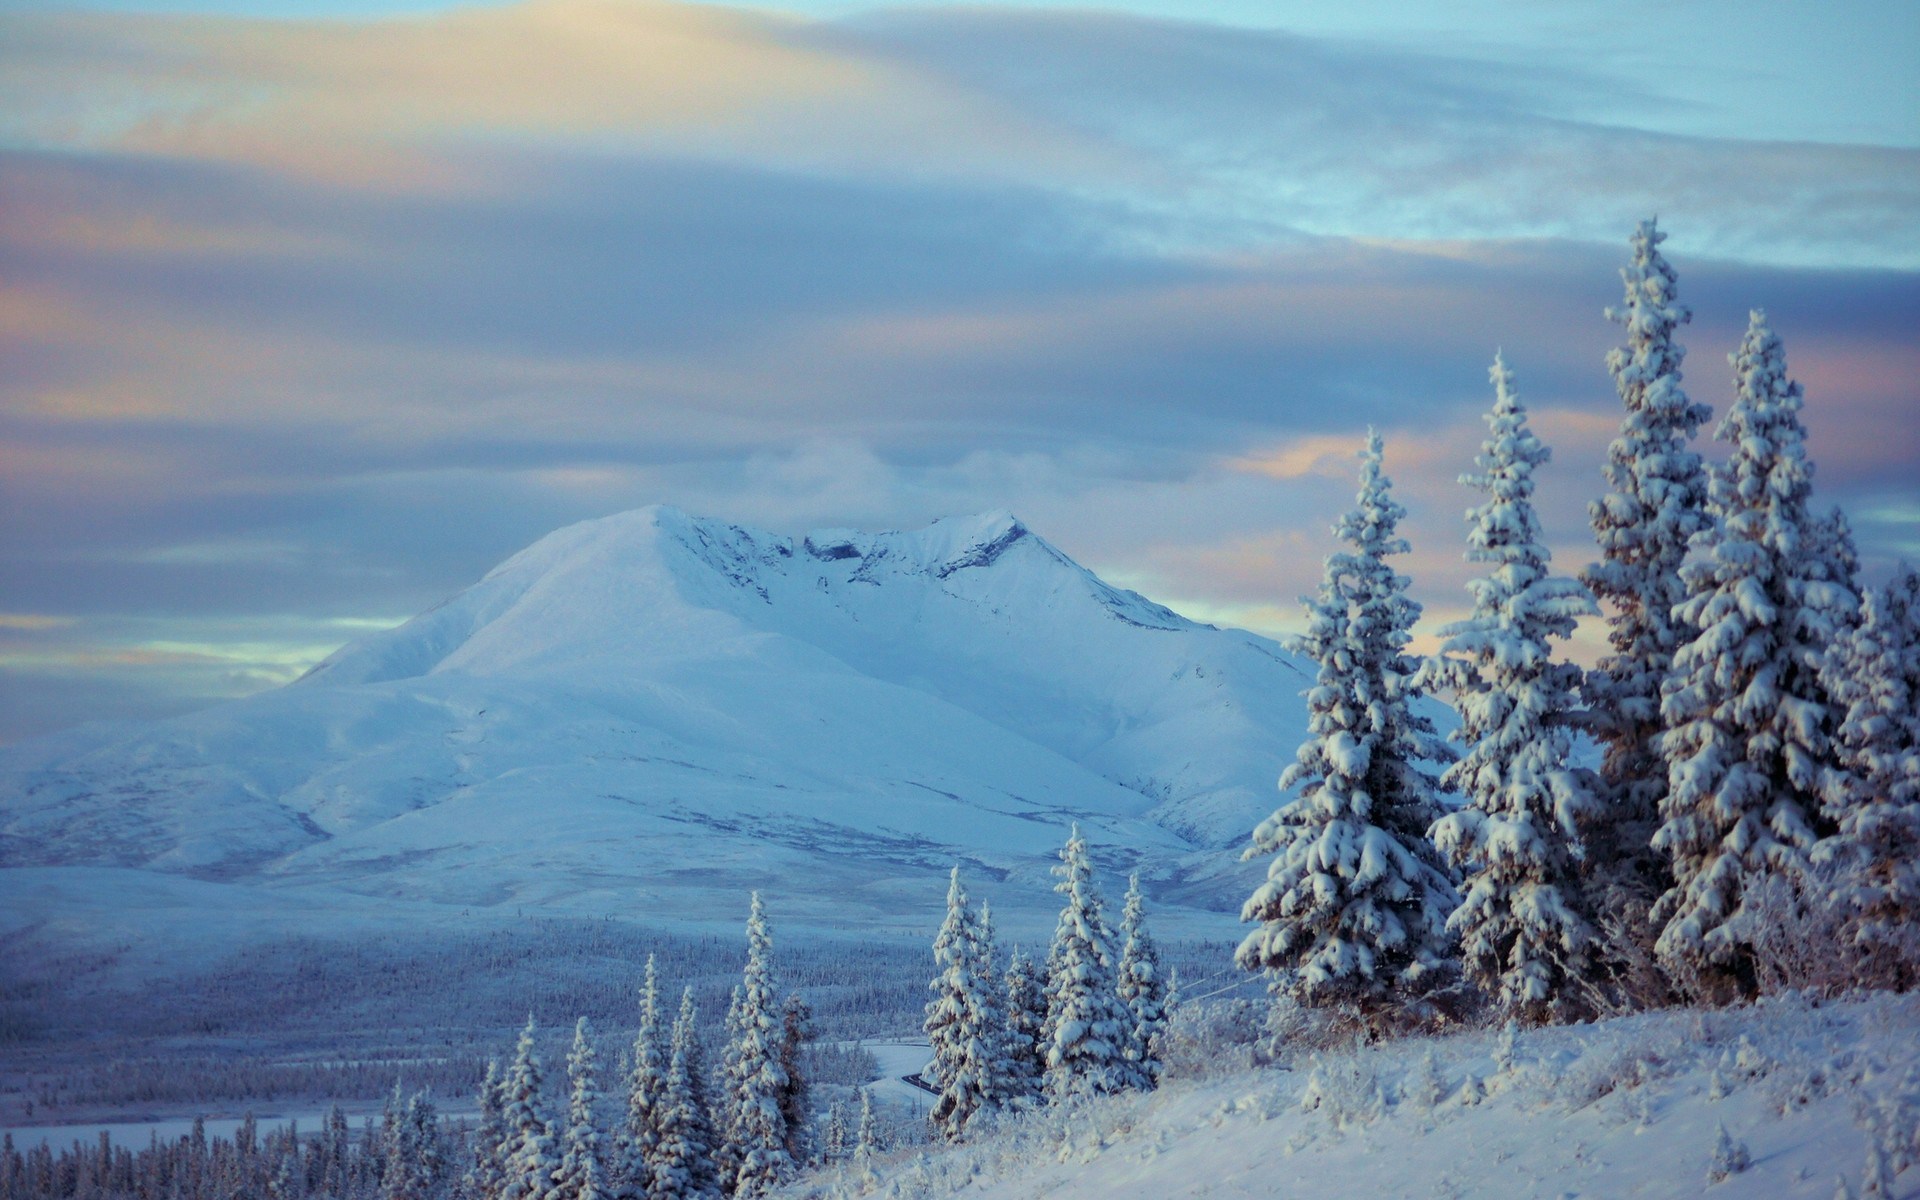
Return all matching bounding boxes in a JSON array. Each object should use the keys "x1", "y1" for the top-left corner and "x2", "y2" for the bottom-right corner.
[{"x1": 0, "y1": 504, "x2": 1324, "y2": 939}]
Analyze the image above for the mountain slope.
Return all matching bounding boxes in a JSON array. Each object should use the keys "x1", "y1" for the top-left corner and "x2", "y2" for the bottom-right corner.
[{"x1": 0, "y1": 506, "x2": 1320, "y2": 933}]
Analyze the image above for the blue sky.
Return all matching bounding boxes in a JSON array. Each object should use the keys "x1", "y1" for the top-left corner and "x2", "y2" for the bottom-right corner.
[{"x1": 1, "y1": 0, "x2": 1915, "y2": 740}]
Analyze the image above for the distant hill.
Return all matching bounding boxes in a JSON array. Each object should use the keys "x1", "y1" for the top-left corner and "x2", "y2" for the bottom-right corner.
[{"x1": 0, "y1": 505, "x2": 1334, "y2": 944}]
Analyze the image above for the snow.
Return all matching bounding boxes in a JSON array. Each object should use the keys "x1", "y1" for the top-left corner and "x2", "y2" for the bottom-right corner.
[
  {"x1": 852, "y1": 1041, "x2": 936, "y2": 1116},
  {"x1": 0, "y1": 505, "x2": 1358, "y2": 969},
  {"x1": 806, "y1": 991, "x2": 1920, "y2": 1200}
]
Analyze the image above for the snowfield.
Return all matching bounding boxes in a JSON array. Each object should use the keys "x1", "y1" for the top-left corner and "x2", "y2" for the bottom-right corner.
[{"x1": 801, "y1": 992, "x2": 1920, "y2": 1200}]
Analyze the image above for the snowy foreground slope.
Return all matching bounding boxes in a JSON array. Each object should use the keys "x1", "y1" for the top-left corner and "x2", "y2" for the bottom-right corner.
[
  {"x1": 814, "y1": 992, "x2": 1920, "y2": 1200},
  {"x1": 0, "y1": 506, "x2": 1321, "y2": 950}
]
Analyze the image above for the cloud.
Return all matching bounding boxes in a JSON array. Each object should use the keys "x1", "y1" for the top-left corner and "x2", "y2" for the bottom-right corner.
[
  {"x1": 0, "y1": 0, "x2": 1139, "y2": 190},
  {"x1": 825, "y1": 8, "x2": 1920, "y2": 269},
  {"x1": 0, "y1": 1, "x2": 1914, "y2": 741}
]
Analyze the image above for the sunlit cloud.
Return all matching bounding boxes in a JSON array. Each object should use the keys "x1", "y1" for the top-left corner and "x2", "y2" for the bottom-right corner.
[
  {"x1": 0, "y1": 0, "x2": 1141, "y2": 191},
  {"x1": 0, "y1": 0, "x2": 1912, "y2": 742}
]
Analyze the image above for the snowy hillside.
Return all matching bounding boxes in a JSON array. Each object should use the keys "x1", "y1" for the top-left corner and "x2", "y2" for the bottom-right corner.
[
  {"x1": 814, "y1": 991, "x2": 1920, "y2": 1200},
  {"x1": 0, "y1": 506, "x2": 1323, "y2": 944}
]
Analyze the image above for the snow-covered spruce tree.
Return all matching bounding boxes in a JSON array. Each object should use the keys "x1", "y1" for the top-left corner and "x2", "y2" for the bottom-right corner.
[
  {"x1": 502, "y1": 1016, "x2": 561, "y2": 1200},
  {"x1": 713, "y1": 986, "x2": 744, "y2": 1195},
  {"x1": 1819, "y1": 566, "x2": 1920, "y2": 988},
  {"x1": 614, "y1": 956, "x2": 666, "y2": 1199},
  {"x1": 1427, "y1": 356, "x2": 1601, "y2": 1023},
  {"x1": 820, "y1": 1101, "x2": 848, "y2": 1165},
  {"x1": 972, "y1": 902, "x2": 1019, "y2": 1109},
  {"x1": 1655, "y1": 311, "x2": 1860, "y2": 1000},
  {"x1": 776, "y1": 994, "x2": 811, "y2": 1166},
  {"x1": 1042, "y1": 825, "x2": 1135, "y2": 1099},
  {"x1": 553, "y1": 1018, "x2": 610, "y2": 1200},
  {"x1": 1115, "y1": 874, "x2": 1168, "y2": 1089},
  {"x1": 379, "y1": 1083, "x2": 422, "y2": 1200},
  {"x1": 1580, "y1": 217, "x2": 1714, "y2": 920},
  {"x1": 723, "y1": 893, "x2": 793, "y2": 1197},
  {"x1": 650, "y1": 987, "x2": 719, "y2": 1200},
  {"x1": 386, "y1": 1091, "x2": 441, "y2": 1200},
  {"x1": 854, "y1": 1089, "x2": 882, "y2": 1161},
  {"x1": 1003, "y1": 945, "x2": 1046, "y2": 1099},
  {"x1": 925, "y1": 866, "x2": 995, "y2": 1139},
  {"x1": 1237, "y1": 431, "x2": 1459, "y2": 1027},
  {"x1": 322, "y1": 1103, "x2": 354, "y2": 1199}
]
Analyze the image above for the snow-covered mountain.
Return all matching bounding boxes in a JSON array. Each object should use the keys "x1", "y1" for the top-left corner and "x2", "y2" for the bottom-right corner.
[{"x1": 0, "y1": 506, "x2": 1319, "y2": 940}]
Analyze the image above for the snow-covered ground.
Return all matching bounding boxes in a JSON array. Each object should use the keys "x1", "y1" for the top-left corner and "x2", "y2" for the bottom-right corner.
[
  {"x1": 797, "y1": 992, "x2": 1920, "y2": 1199},
  {"x1": 856, "y1": 1039, "x2": 937, "y2": 1117}
]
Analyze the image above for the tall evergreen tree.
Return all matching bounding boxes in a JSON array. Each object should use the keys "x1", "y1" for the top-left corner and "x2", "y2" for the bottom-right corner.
[
  {"x1": 1655, "y1": 311, "x2": 1859, "y2": 998},
  {"x1": 615, "y1": 956, "x2": 667, "y2": 1200},
  {"x1": 724, "y1": 893, "x2": 793, "y2": 1197},
  {"x1": 502, "y1": 1016, "x2": 560, "y2": 1200},
  {"x1": 1820, "y1": 566, "x2": 1920, "y2": 986},
  {"x1": 1002, "y1": 945, "x2": 1046, "y2": 1099},
  {"x1": 1042, "y1": 825, "x2": 1134, "y2": 1099},
  {"x1": 1580, "y1": 218, "x2": 1714, "y2": 917},
  {"x1": 552, "y1": 1018, "x2": 610, "y2": 1200},
  {"x1": 1237, "y1": 431, "x2": 1458, "y2": 1024},
  {"x1": 1115, "y1": 874, "x2": 1168, "y2": 1089},
  {"x1": 1428, "y1": 356, "x2": 1601, "y2": 1022}
]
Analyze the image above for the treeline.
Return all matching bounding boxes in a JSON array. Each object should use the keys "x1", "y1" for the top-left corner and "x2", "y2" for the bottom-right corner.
[
  {"x1": 1, "y1": 894, "x2": 922, "y2": 1200},
  {"x1": 9, "y1": 919, "x2": 934, "y2": 1121},
  {"x1": 1, "y1": 1097, "x2": 451, "y2": 1200},
  {"x1": 916, "y1": 831, "x2": 1172, "y2": 1142},
  {"x1": 1235, "y1": 219, "x2": 1919, "y2": 1033}
]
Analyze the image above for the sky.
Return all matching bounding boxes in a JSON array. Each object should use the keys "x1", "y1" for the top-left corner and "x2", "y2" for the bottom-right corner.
[{"x1": 0, "y1": 0, "x2": 1915, "y2": 742}]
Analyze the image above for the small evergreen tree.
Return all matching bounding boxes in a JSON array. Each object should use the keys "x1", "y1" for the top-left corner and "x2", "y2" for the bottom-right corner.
[
  {"x1": 820, "y1": 1101, "x2": 849, "y2": 1165},
  {"x1": 925, "y1": 867, "x2": 1000, "y2": 1138},
  {"x1": 502, "y1": 1016, "x2": 561, "y2": 1200},
  {"x1": 776, "y1": 994, "x2": 812, "y2": 1166},
  {"x1": 1042, "y1": 825, "x2": 1134, "y2": 1099},
  {"x1": 1655, "y1": 311, "x2": 1859, "y2": 999},
  {"x1": 854, "y1": 1090, "x2": 882, "y2": 1161},
  {"x1": 649, "y1": 987, "x2": 719, "y2": 1200},
  {"x1": 466, "y1": 1062, "x2": 508, "y2": 1199},
  {"x1": 1002, "y1": 946, "x2": 1046, "y2": 1099},
  {"x1": 725, "y1": 893, "x2": 793, "y2": 1197},
  {"x1": 615, "y1": 956, "x2": 666, "y2": 1200},
  {"x1": 1115, "y1": 874, "x2": 1168, "y2": 1089},
  {"x1": 713, "y1": 986, "x2": 744, "y2": 1195},
  {"x1": 971, "y1": 902, "x2": 1018, "y2": 1109},
  {"x1": 406, "y1": 1092, "x2": 443, "y2": 1198},
  {"x1": 1237, "y1": 431, "x2": 1458, "y2": 1026},
  {"x1": 553, "y1": 1018, "x2": 610, "y2": 1200},
  {"x1": 379, "y1": 1083, "x2": 418, "y2": 1200},
  {"x1": 322, "y1": 1103, "x2": 353, "y2": 1200},
  {"x1": 1580, "y1": 218, "x2": 1714, "y2": 922},
  {"x1": 1428, "y1": 356, "x2": 1601, "y2": 1022}
]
